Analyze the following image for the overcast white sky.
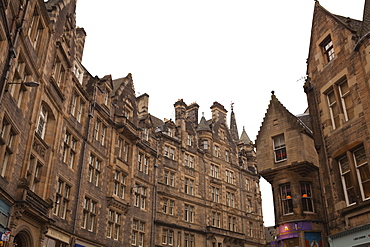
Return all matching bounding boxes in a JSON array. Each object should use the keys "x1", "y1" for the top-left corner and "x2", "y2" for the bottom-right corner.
[{"x1": 76, "y1": 0, "x2": 365, "y2": 227}]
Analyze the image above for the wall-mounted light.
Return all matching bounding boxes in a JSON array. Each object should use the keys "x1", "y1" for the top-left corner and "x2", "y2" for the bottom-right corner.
[{"x1": 7, "y1": 81, "x2": 40, "y2": 87}]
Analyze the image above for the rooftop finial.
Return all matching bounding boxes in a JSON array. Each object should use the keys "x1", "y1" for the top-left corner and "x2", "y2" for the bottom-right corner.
[
  {"x1": 231, "y1": 102, "x2": 234, "y2": 111},
  {"x1": 202, "y1": 112, "x2": 204, "y2": 117},
  {"x1": 271, "y1": 90, "x2": 275, "y2": 95}
]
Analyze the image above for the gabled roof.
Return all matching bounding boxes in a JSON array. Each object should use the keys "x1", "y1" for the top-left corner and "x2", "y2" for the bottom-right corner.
[{"x1": 256, "y1": 92, "x2": 312, "y2": 141}]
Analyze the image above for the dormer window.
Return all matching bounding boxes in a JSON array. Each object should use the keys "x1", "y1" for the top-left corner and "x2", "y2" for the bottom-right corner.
[{"x1": 167, "y1": 128, "x2": 173, "y2": 137}]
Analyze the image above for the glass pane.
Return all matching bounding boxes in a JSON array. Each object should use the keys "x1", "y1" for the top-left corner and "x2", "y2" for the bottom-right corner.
[
  {"x1": 339, "y1": 156, "x2": 350, "y2": 173},
  {"x1": 354, "y1": 147, "x2": 367, "y2": 166},
  {"x1": 359, "y1": 164, "x2": 370, "y2": 181}
]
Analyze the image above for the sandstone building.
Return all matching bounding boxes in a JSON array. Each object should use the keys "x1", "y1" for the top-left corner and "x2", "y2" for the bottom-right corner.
[
  {"x1": 0, "y1": 1, "x2": 265, "y2": 246},
  {"x1": 257, "y1": 1, "x2": 370, "y2": 246}
]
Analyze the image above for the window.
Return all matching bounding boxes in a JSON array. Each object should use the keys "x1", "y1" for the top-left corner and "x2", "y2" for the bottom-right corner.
[
  {"x1": 162, "y1": 229, "x2": 174, "y2": 246},
  {"x1": 82, "y1": 197, "x2": 97, "y2": 232},
  {"x1": 37, "y1": 105, "x2": 48, "y2": 138},
  {"x1": 273, "y1": 134, "x2": 287, "y2": 162},
  {"x1": 142, "y1": 128, "x2": 149, "y2": 141},
  {"x1": 211, "y1": 187, "x2": 220, "y2": 203},
  {"x1": 211, "y1": 211, "x2": 221, "y2": 227},
  {"x1": 301, "y1": 182, "x2": 314, "y2": 212},
  {"x1": 184, "y1": 204, "x2": 194, "y2": 222},
  {"x1": 214, "y1": 145, "x2": 220, "y2": 157},
  {"x1": 280, "y1": 183, "x2": 293, "y2": 215},
  {"x1": 247, "y1": 199, "x2": 252, "y2": 213},
  {"x1": 184, "y1": 178, "x2": 194, "y2": 195},
  {"x1": 164, "y1": 145, "x2": 175, "y2": 160},
  {"x1": 354, "y1": 147, "x2": 370, "y2": 200},
  {"x1": 226, "y1": 192, "x2": 235, "y2": 207},
  {"x1": 62, "y1": 131, "x2": 77, "y2": 169},
  {"x1": 248, "y1": 222, "x2": 253, "y2": 237},
  {"x1": 88, "y1": 154, "x2": 101, "y2": 187},
  {"x1": 103, "y1": 90, "x2": 109, "y2": 106},
  {"x1": 73, "y1": 63, "x2": 84, "y2": 84},
  {"x1": 28, "y1": 8, "x2": 44, "y2": 50},
  {"x1": 93, "y1": 119, "x2": 107, "y2": 146},
  {"x1": 326, "y1": 78, "x2": 354, "y2": 129},
  {"x1": 134, "y1": 185, "x2": 147, "y2": 209},
  {"x1": 113, "y1": 171, "x2": 126, "y2": 199},
  {"x1": 9, "y1": 57, "x2": 31, "y2": 107},
  {"x1": 164, "y1": 170, "x2": 175, "y2": 187},
  {"x1": 184, "y1": 233, "x2": 195, "y2": 247},
  {"x1": 54, "y1": 179, "x2": 70, "y2": 219},
  {"x1": 132, "y1": 219, "x2": 145, "y2": 247},
  {"x1": 163, "y1": 198, "x2": 175, "y2": 215},
  {"x1": 118, "y1": 137, "x2": 130, "y2": 162},
  {"x1": 210, "y1": 164, "x2": 219, "y2": 178},
  {"x1": 138, "y1": 153, "x2": 149, "y2": 174},
  {"x1": 225, "y1": 150, "x2": 230, "y2": 162},
  {"x1": 184, "y1": 153, "x2": 194, "y2": 168},
  {"x1": 321, "y1": 35, "x2": 335, "y2": 63},
  {"x1": 52, "y1": 56, "x2": 66, "y2": 86},
  {"x1": 0, "y1": 117, "x2": 17, "y2": 178},
  {"x1": 228, "y1": 216, "x2": 236, "y2": 231},
  {"x1": 187, "y1": 134, "x2": 192, "y2": 146},
  {"x1": 167, "y1": 128, "x2": 173, "y2": 137},
  {"x1": 245, "y1": 178, "x2": 250, "y2": 191},
  {"x1": 107, "y1": 210, "x2": 121, "y2": 240},
  {"x1": 339, "y1": 154, "x2": 356, "y2": 205},
  {"x1": 225, "y1": 170, "x2": 234, "y2": 184},
  {"x1": 203, "y1": 140, "x2": 209, "y2": 150},
  {"x1": 70, "y1": 93, "x2": 84, "y2": 122}
]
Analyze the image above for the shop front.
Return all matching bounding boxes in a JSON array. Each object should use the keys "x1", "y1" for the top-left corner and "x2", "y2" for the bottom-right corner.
[{"x1": 328, "y1": 223, "x2": 370, "y2": 247}]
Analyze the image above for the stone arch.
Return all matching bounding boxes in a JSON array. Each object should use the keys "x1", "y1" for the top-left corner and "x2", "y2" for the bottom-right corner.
[{"x1": 13, "y1": 228, "x2": 34, "y2": 247}]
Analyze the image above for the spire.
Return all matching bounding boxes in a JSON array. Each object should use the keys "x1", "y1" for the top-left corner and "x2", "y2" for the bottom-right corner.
[
  {"x1": 229, "y1": 102, "x2": 239, "y2": 142},
  {"x1": 240, "y1": 127, "x2": 251, "y2": 144}
]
